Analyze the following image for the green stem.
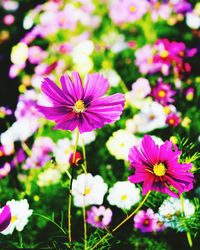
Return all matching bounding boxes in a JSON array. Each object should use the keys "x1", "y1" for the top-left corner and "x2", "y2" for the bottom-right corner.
[
  {"x1": 68, "y1": 129, "x2": 79, "y2": 243},
  {"x1": 82, "y1": 137, "x2": 88, "y2": 250},
  {"x1": 180, "y1": 194, "x2": 193, "y2": 248},
  {"x1": 91, "y1": 191, "x2": 151, "y2": 249}
]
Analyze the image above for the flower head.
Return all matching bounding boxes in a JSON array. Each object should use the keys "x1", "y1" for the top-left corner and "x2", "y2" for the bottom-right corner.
[
  {"x1": 37, "y1": 72, "x2": 124, "y2": 133},
  {"x1": 1, "y1": 199, "x2": 32, "y2": 235},
  {"x1": 152, "y1": 81, "x2": 176, "y2": 106},
  {"x1": 72, "y1": 173, "x2": 108, "y2": 207},
  {"x1": 134, "y1": 209, "x2": 155, "y2": 233},
  {"x1": 107, "y1": 181, "x2": 140, "y2": 210},
  {"x1": 86, "y1": 206, "x2": 112, "y2": 229},
  {"x1": 128, "y1": 135, "x2": 194, "y2": 197},
  {"x1": 166, "y1": 112, "x2": 181, "y2": 127},
  {"x1": 0, "y1": 205, "x2": 11, "y2": 232}
]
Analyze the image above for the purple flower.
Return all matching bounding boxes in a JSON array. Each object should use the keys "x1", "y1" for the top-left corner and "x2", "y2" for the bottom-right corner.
[
  {"x1": 165, "y1": 112, "x2": 181, "y2": 127},
  {"x1": 0, "y1": 205, "x2": 11, "y2": 232},
  {"x1": 134, "y1": 209, "x2": 156, "y2": 233},
  {"x1": 152, "y1": 81, "x2": 176, "y2": 106},
  {"x1": 134, "y1": 208, "x2": 164, "y2": 233},
  {"x1": 128, "y1": 135, "x2": 194, "y2": 197},
  {"x1": 37, "y1": 72, "x2": 125, "y2": 133},
  {"x1": 110, "y1": 0, "x2": 148, "y2": 25},
  {"x1": 86, "y1": 206, "x2": 112, "y2": 229}
]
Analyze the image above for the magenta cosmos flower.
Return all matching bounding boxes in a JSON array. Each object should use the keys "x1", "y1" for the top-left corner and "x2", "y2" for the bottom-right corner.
[
  {"x1": 128, "y1": 135, "x2": 194, "y2": 197},
  {"x1": 134, "y1": 209, "x2": 157, "y2": 233},
  {"x1": 37, "y1": 72, "x2": 125, "y2": 133},
  {"x1": 0, "y1": 205, "x2": 11, "y2": 232},
  {"x1": 86, "y1": 206, "x2": 112, "y2": 229},
  {"x1": 151, "y1": 81, "x2": 176, "y2": 106}
]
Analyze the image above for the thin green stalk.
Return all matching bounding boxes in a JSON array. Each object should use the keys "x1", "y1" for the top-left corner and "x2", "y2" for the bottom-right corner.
[
  {"x1": 91, "y1": 191, "x2": 151, "y2": 249},
  {"x1": 180, "y1": 194, "x2": 193, "y2": 248},
  {"x1": 68, "y1": 129, "x2": 79, "y2": 243},
  {"x1": 82, "y1": 136, "x2": 88, "y2": 250}
]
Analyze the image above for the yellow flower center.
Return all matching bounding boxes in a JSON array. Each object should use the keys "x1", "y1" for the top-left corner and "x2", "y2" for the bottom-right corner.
[
  {"x1": 11, "y1": 216, "x2": 17, "y2": 223},
  {"x1": 121, "y1": 194, "x2": 128, "y2": 201},
  {"x1": 129, "y1": 5, "x2": 136, "y2": 13},
  {"x1": 160, "y1": 50, "x2": 169, "y2": 58},
  {"x1": 168, "y1": 118, "x2": 175, "y2": 125},
  {"x1": 84, "y1": 187, "x2": 91, "y2": 195},
  {"x1": 147, "y1": 57, "x2": 153, "y2": 64},
  {"x1": 153, "y1": 163, "x2": 166, "y2": 176},
  {"x1": 73, "y1": 100, "x2": 86, "y2": 113},
  {"x1": 158, "y1": 90, "x2": 166, "y2": 98}
]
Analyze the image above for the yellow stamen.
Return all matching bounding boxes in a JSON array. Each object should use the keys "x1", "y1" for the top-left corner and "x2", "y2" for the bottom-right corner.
[
  {"x1": 11, "y1": 216, "x2": 17, "y2": 223},
  {"x1": 129, "y1": 5, "x2": 136, "y2": 13},
  {"x1": 168, "y1": 118, "x2": 175, "y2": 125},
  {"x1": 73, "y1": 100, "x2": 86, "y2": 113},
  {"x1": 84, "y1": 187, "x2": 91, "y2": 195},
  {"x1": 153, "y1": 163, "x2": 166, "y2": 176},
  {"x1": 147, "y1": 57, "x2": 153, "y2": 64},
  {"x1": 160, "y1": 50, "x2": 169, "y2": 58},
  {"x1": 158, "y1": 90, "x2": 166, "y2": 98},
  {"x1": 121, "y1": 194, "x2": 128, "y2": 201}
]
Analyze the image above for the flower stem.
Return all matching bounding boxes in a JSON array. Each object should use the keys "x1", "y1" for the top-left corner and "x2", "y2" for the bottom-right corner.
[
  {"x1": 91, "y1": 191, "x2": 151, "y2": 249},
  {"x1": 68, "y1": 129, "x2": 79, "y2": 244},
  {"x1": 180, "y1": 194, "x2": 193, "y2": 248},
  {"x1": 82, "y1": 136, "x2": 88, "y2": 250}
]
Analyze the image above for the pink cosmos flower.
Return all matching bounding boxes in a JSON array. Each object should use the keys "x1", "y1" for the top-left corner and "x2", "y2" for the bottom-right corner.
[
  {"x1": 109, "y1": 0, "x2": 148, "y2": 25},
  {"x1": 0, "y1": 205, "x2": 11, "y2": 232},
  {"x1": 28, "y1": 46, "x2": 47, "y2": 64},
  {"x1": 135, "y1": 45, "x2": 161, "y2": 74},
  {"x1": 37, "y1": 72, "x2": 125, "y2": 133},
  {"x1": 86, "y1": 206, "x2": 112, "y2": 229},
  {"x1": 134, "y1": 209, "x2": 157, "y2": 233},
  {"x1": 3, "y1": 14, "x2": 15, "y2": 26},
  {"x1": 134, "y1": 208, "x2": 164, "y2": 233},
  {"x1": 152, "y1": 81, "x2": 176, "y2": 106},
  {"x1": 128, "y1": 135, "x2": 194, "y2": 197},
  {"x1": 165, "y1": 113, "x2": 181, "y2": 127}
]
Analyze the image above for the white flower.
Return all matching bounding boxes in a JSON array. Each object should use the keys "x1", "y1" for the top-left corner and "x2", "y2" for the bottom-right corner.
[
  {"x1": 72, "y1": 173, "x2": 108, "y2": 207},
  {"x1": 37, "y1": 168, "x2": 61, "y2": 187},
  {"x1": 126, "y1": 78, "x2": 151, "y2": 108},
  {"x1": 107, "y1": 181, "x2": 140, "y2": 210},
  {"x1": 72, "y1": 131, "x2": 96, "y2": 146},
  {"x1": 133, "y1": 101, "x2": 166, "y2": 133},
  {"x1": 158, "y1": 197, "x2": 195, "y2": 229},
  {"x1": 1, "y1": 199, "x2": 33, "y2": 235},
  {"x1": 53, "y1": 138, "x2": 73, "y2": 166},
  {"x1": 100, "y1": 69, "x2": 121, "y2": 87},
  {"x1": 186, "y1": 12, "x2": 200, "y2": 30},
  {"x1": 106, "y1": 129, "x2": 140, "y2": 161},
  {"x1": 0, "y1": 118, "x2": 39, "y2": 145}
]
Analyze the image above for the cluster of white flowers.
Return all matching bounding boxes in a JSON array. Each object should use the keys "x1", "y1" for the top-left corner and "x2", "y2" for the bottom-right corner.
[
  {"x1": 72, "y1": 174, "x2": 141, "y2": 211},
  {"x1": 158, "y1": 197, "x2": 195, "y2": 230},
  {"x1": 1, "y1": 199, "x2": 32, "y2": 235}
]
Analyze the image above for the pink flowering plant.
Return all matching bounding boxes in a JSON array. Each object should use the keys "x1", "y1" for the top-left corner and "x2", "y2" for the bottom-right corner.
[{"x1": 0, "y1": 0, "x2": 200, "y2": 249}]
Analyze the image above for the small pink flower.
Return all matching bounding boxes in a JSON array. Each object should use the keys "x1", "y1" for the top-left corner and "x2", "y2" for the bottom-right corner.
[
  {"x1": 128, "y1": 135, "x2": 194, "y2": 197},
  {"x1": 3, "y1": 14, "x2": 15, "y2": 26},
  {"x1": 134, "y1": 208, "x2": 164, "y2": 233},
  {"x1": 152, "y1": 81, "x2": 176, "y2": 106},
  {"x1": 166, "y1": 113, "x2": 181, "y2": 127},
  {"x1": 86, "y1": 206, "x2": 112, "y2": 229},
  {"x1": 134, "y1": 209, "x2": 157, "y2": 233},
  {"x1": 28, "y1": 46, "x2": 47, "y2": 64}
]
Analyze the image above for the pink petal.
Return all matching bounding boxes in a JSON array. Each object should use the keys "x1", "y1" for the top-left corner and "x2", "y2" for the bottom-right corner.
[{"x1": 84, "y1": 73, "x2": 109, "y2": 101}]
